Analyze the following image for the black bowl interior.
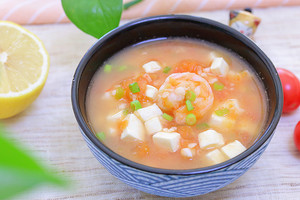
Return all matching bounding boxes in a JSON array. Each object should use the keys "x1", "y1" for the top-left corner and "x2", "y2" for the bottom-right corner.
[{"x1": 72, "y1": 15, "x2": 283, "y2": 175}]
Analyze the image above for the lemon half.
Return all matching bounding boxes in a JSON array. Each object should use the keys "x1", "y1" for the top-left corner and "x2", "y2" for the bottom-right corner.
[{"x1": 0, "y1": 21, "x2": 49, "y2": 119}]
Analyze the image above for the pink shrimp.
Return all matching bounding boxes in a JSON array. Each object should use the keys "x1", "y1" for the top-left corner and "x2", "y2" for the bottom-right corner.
[{"x1": 157, "y1": 72, "x2": 214, "y2": 124}]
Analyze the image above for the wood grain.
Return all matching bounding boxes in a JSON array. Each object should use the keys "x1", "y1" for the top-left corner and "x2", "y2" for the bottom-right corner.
[{"x1": 3, "y1": 6, "x2": 300, "y2": 200}]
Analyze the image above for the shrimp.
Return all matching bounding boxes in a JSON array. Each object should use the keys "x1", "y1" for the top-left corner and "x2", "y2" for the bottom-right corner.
[{"x1": 157, "y1": 72, "x2": 214, "y2": 124}]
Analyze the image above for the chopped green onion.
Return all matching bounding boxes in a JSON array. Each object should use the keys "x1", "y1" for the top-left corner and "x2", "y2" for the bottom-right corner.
[
  {"x1": 215, "y1": 108, "x2": 229, "y2": 116},
  {"x1": 213, "y1": 82, "x2": 224, "y2": 91},
  {"x1": 115, "y1": 87, "x2": 124, "y2": 100},
  {"x1": 123, "y1": 109, "x2": 129, "y2": 116},
  {"x1": 163, "y1": 66, "x2": 172, "y2": 74},
  {"x1": 96, "y1": 132, "x2": 106, "y2": 141},
  {"x1": 185, "y1": 90, "x2": 196, "y2": 102},
  {"x1": 118, "y1": 65, "x2": 127, "y2": 71},
  {"x1": 186, "y1": 114, "x2": 197, "y2": 126},
  {"x1": 104, "y1": 64, "x2": 112, "y2": 72},
  {"x1": 130, "y1": 100, "x2": 142, "y2": 111},
  {"x1": 129, "y1": 82, "x2": 140, "y2": 93},
  {"x1": 196, "y1": 123, "x2": 209, "y2": 130},
  {"x1": 186, "y1": 100, "x2": 194, "y2": 111},
  {"x1": 162, "y1": 113, "x2": 173, "y2": 121}
]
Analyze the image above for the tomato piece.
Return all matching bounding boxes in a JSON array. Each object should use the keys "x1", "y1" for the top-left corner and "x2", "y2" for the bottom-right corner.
[
  {"x1": 134, "y1": 142, "x2": 150, "y2": 157},
  {"x1": 177, "y1": 126, "x2": 195, "y2": 140},
  {"x1": 173, "y1": 60, "x2": 204, "y2": 73},
  {"x1": 294, "y1": 121, "x2": 300, "y2": 151},
  {"x1": 277, "y1": 68, "x2": 300, "y2": 113}
]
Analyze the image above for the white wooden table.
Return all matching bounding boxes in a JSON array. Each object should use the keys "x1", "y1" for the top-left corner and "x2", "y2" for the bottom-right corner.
[{"x1": 3, "y1": 6, "x2": 300, "y2": 200}]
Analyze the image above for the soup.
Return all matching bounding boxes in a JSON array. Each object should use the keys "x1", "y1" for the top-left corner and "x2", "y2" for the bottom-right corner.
[{"x1": 86, "y1": 38, "x2": 267, "y2": 169}]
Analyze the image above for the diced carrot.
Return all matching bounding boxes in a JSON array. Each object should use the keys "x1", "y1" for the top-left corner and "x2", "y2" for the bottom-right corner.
[
  {"x1": 134, "y1": 142, "x2": 150, "y2": 157},
  {"x1": 117, "y1": 119, "x2": 128, "y2": 132},
  {"x1": 173, "y1": 60, "x2": 205, "y2": 73}
]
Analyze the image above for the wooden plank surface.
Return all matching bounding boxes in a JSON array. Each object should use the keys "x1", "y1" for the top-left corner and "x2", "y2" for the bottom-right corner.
[{"x1": 3, "y1": 6, "x2": 300, "y2": 200}]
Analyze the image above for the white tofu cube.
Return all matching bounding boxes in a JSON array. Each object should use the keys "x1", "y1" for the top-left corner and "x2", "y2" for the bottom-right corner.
[
  {"x1": 181, "y1": 148, "x2": 194, "y2": 158},
  {"x1": 145, "y1": 117, "x2": 163, "y2": 135},
  {"x1": 198, "y1": 130, "x2": 225, "y2": 149},
  {"x1": 209, "y1": 114, "x2": 235, "y2": 129},
  {"x1": 221, "y1": 140, "x2": 247, "y2": 159},
  {"x1": 121, "y1": 114, "x2": 145, "y2": 141},
  {"x1": 210, "y1": 57, "x2": 229, "y2": 76},
  {"x1": 136, "y1": 104, "x2": 163, "y2": 122},
  {"x1": 107, "y1": 110, "x2": 124, "y2": 121},
  {"x1": 206, "y1": 149, "x2": 227, "y2": 164},
  {"x1": 153, "y1": 132, "x2": 181, "y2": 152},
  {"x1": 145, "y1": 85, "x2": 158, "y2": 99},
  {"x1": 142, "y1": 61, "x2": 162, "y2": 73}
]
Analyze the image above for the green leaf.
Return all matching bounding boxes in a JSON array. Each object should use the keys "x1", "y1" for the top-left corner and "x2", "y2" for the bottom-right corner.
[
  {"x1": 0, "y1": 126, "x2": 67, "y2": 200},
  {"x1": 61, "y1": 0, "x2": 123, "y2": 38},
  {"x1": 124, "y1": 0, "x2": 143, "y2": 10}
]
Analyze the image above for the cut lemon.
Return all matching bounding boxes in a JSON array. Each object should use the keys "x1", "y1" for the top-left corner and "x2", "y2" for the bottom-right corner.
[{"x1": 0, "y1": 21, "x2": 49, "y2": 119}]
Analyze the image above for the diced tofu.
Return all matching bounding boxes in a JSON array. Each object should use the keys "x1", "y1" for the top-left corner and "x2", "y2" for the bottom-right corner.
[
  {"x1": 221, "y1": 140, "x2": 247, "y2": 159},
  {"x1": 136, "y1": 104, "x2": 163, "y2": 122},
  {"x1": 206, "y1": 149, "x2": 227, "y2": 164},
  {"x1": 121, "y1": 114, "x2": 145, "y2": 141},
  {"x1": 198, "y1": 130, "x2": 225, "y2": 149},
  {"x1": 209, "y1": 114, "x2": 235, "y2": 129},
  {"x1": 107, "y1": 110, "x2": 124, "y2": 121},
  {"x1": 181, "y1": 148, "x2": 195, "y2": 158},
  {"x1": 145, "y1": 85, "x2": 158, "y2": 99},
  {"x1": 142, "y1": 61, "x2": 162, "y2": 73},
  {"x1": 210, "y1": 57, "x2": 229, "y2": 76},
  {"x1": 145, "y1": 117, "x2": 163, "y2": 135},
  {"x1": 153, "y1": 132, "x2": 181, "y2": 152}
]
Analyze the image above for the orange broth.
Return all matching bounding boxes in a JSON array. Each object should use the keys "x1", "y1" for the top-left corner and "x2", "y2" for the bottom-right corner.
[{"x1": 86, "y1": 38, "x2": 267, "y2": 169}]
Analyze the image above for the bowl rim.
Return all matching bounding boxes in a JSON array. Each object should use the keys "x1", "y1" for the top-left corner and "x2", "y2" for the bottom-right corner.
[{"x1": 71, "y1": 14, "x2": 283, "y2": 175}]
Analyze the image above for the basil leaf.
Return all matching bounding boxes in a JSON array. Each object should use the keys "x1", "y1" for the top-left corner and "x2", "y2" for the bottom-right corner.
[
  {"x1": 0, "y1": 126, "x2": 66, "y2": 199},
  {"x1": 61, "y1": 0, "x2": 123, "y2": 38}
]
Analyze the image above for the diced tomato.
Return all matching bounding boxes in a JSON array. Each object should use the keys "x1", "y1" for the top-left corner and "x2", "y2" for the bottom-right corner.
[
  {"x1": 177, "y1": 126, "x2": 195, "y2": 140},
  {"x1": 173, "y1": 60, "x2": 205, "y2": 73},
  {"x1": 118, "y1": 74, "x2": 152, "y2": 104}
]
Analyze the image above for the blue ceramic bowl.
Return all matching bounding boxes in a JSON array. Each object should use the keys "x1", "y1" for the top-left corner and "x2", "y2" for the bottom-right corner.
[{"x1": 71, "y1": 15, "x2": 283, "y2": 197}]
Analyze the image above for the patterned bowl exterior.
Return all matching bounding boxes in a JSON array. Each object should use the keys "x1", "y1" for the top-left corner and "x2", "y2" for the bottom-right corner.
[{"x1": 80, "y1": 128, "x2": 272, "y2": 198}]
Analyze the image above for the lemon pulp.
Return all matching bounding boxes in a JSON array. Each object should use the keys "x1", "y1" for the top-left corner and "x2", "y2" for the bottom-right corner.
[{"x1": 0, "y1": 21, "x2": 49, "y2": 119}]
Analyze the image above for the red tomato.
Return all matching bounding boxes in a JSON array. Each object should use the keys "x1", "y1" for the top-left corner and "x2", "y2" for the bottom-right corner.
[
  {"x1": 294, "y1": 121, "x2": 300, "y2": 151},
  {"x1": 277, "y1": 68, "x2": 300, "y2": 113}
]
